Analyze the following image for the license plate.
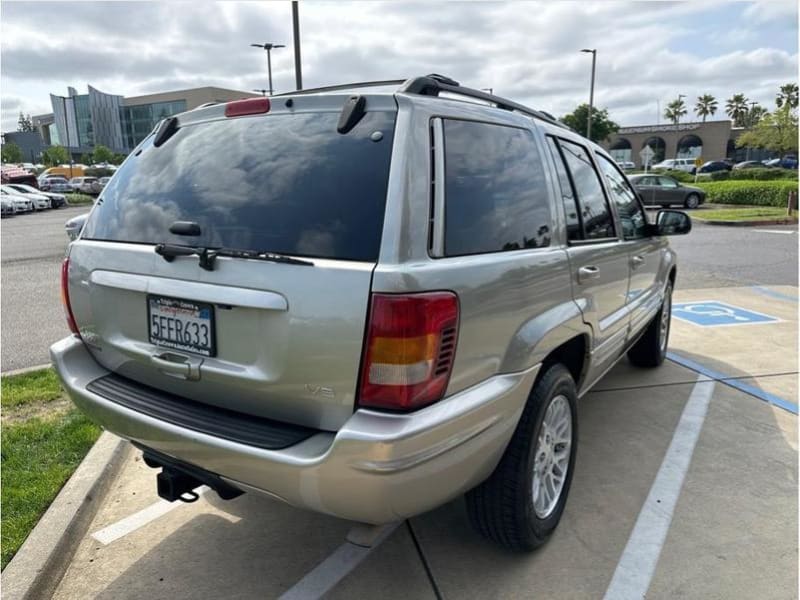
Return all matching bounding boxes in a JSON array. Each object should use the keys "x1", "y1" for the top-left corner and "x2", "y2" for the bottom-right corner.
[{"x1": 147, "y1": 295, "x2": 216, "y2": 357}]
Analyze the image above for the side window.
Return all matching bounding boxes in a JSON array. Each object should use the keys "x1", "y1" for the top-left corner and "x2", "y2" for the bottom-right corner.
[
  {"x1": 557, "y1": 139, "x2": 616, "y2": 240},
  {"x1": 658, "y1": 177, "x2": 679, "y2": 188},
  {"x1": 546, "y1": 136, "x2": 581, "y2": 242},
  {"x1": 597, "y1": 154, "x2": 648, "y2": 240},
  {"x1": 442, "y1": 119, "x2": 552, "y2": 256}
]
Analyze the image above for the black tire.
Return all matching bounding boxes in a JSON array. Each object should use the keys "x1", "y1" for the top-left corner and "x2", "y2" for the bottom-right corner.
[
  {"x1": 466, "y1": 363, "x2": 578, "y2": 552},
  {"x1": 628, "y1": 282, "x2": 672, "y2": 367},
  {"x1": 684, "y1": 193, "x2": 700, "y2": 209}
]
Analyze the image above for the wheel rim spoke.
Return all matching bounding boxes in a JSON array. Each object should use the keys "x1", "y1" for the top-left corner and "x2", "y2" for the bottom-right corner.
[{"x1": 531, "y1": 394, "x2": 573, "y2": 519}]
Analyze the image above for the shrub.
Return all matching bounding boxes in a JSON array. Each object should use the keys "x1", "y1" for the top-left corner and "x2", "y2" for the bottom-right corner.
[
  {"x1": 709, "y1": 170, "x2": 730, "y2": 181},
  {"x1": 651, "y1": 169, "x2": 696, "y2": 183},
  {"x1": 729, "y1": 168, "x2": 798, "y2": 181},
  {"x1": 85, "y1": 167, "x2": 114, "y2": 178},
  {"x1": 695, "y1": 180, "x2": 798, "y2": 207}
]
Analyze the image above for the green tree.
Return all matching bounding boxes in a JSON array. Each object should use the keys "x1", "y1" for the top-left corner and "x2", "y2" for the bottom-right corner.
[
  {"x1": 42, "y1": 145, "x2": 70, "y2": 167},
  {"x1": 80, "y1": 153, "x2": 94, "y2": 166},
  {"x1": 92, "y1": 144, "x2": 113, "y2": 164},
  {"x1": 1, "y1": 142, "x2": 24, "y2": 164},
  {"x1": 775, "y1": 83, "x2": 799, "y2": 110},
  {"x1": 17, "y1": 112, "x2": 34, "y2": 132},
  {"x1": 694, "y1": 94, "x2": 717, "y2": 122},
  {"x1": 736, "y1": 105, "x2": 798, "y2": 155},
  {"x1": 664, "y1": 97, "x2": 687, "y2": 125},
  {"x1": 111, "y1": 152, "x2": 127, "y2": 165},
  {"x1": 725, "y1": 93, "x2": 750, "y2": 127},
  {"x1": 560, "y1": 104, "x2": 619, "y2": 142}
]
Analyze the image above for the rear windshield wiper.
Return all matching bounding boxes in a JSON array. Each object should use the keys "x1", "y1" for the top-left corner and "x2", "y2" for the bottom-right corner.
[{"x1": 155, "y1": 244, "x2": 314, "y2": 271}]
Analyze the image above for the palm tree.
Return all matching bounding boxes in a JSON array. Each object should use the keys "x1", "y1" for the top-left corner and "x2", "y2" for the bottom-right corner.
[
  {"x1": 694, "y1": 94, "x2": 718, "y2": 122},
  {"x1": 746, "y1": 104, "x2": 768, "y2": 128},
  {"x1": 664, "y1": 97, "x2": 687, "y2": 125},
  {"x1": 726, "y1": 94, "x2": 749, "y2": 127},
  {"x1": 776, "y1": 83, "x2": 799, "y2": 109}
]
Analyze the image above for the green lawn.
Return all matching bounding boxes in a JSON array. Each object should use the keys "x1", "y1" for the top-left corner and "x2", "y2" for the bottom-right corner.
[
  {"x1": 1, "y1": 370, "x2": 101, "y2": 569},
  {"x1": 693, "y1": 207, "x2": 797, "y2": 221}
]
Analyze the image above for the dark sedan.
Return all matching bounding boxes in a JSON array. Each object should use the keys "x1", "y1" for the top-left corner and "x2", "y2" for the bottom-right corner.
[
  {"x1": 629, "y1": 174, "x2": 706, "y2": 209},
  {"x1": 733, "y1": 160, "x2": 764, "y2": 170},
  {"x1": 698, "y1": 160, "x2": 732, "y2": 174}
]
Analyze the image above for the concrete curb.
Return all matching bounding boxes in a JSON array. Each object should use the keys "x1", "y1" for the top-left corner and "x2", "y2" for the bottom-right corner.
[
  {"x1": 692, "y1": 216, "x2": 798, "y2": 227},
  {"x1": 2, "y1": 432, "x2": 131, "y2": 600},
  {"x1": 1, "y1": 364, "x2": 53, "y2": 377}
]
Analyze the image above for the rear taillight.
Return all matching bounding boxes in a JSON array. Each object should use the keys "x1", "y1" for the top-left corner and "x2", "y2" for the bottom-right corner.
[
  {"x1": 225, "y1": 97, "x2": 271, "y2": 117},
  {"x1": 359, "y1": 292, "x2": 459, "y2": 411},
  {"x1": 61, "y1": 258, "x2": 80, "y2": 336}
]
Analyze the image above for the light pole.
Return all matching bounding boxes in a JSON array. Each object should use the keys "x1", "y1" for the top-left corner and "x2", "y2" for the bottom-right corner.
[
  {"x1": 57, "y1": 95, "x2": 74, "y2": 178},
  {"x1": 292, "y1": 1, "x2": 303, "y2": 90},
  {"x1": 581, "y1": 49, "x2": 597, "y2": 140},
  {"x1": 250, "y1": 42, "x2": 285, "y2": 96},
  {"x1": 674, "y1": 94, "x2": 686, "y2": 161},
  {"x1": 481, "y1": 88, "x2": 494, "y2": 95},
  {"x1": 746, "y1": 100, "x2": 758, "y2": 160}
]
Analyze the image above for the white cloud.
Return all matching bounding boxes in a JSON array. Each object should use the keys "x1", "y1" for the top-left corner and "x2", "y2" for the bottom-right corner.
[{"x1": 1, "y1": 1, "x2": 797, "y2": 133}]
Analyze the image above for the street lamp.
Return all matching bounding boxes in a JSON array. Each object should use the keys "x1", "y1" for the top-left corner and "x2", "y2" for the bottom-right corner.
[
  {"x1": 250, "y1": 42, "x2": 286, "y2": 96},
  {"x1": 580, "y1": 49, "x2": 597, "y2": 140},
  {"x1": 55, "y1": 95, "x2": 74, "y2": 178},
  {"x1": 481, "y1": 88, "x2": 494, "y2": 95}
]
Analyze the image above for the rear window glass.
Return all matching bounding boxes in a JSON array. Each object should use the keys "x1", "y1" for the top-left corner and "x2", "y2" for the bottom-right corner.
[
  {"x1": 442, "y1": 119, "x2": 551, "y2": 256},
  {"x1": 82, "y1": 110, "x2": 397, "y2": 262}
]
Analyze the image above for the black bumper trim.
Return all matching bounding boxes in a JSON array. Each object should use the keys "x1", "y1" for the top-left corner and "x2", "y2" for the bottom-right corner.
[{"x1": 87, "y1": 373, "x2": 317, "y2": 450}]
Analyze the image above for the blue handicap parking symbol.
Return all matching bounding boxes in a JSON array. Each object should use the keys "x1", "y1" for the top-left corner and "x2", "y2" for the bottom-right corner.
[{"x1": 672, "y1": 301, "x2": 779, "y2": 327}]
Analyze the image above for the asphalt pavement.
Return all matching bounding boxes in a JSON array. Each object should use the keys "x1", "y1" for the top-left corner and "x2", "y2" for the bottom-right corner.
[{"x1": 1, "y1": 205, "x2": 89, "y2": 372}]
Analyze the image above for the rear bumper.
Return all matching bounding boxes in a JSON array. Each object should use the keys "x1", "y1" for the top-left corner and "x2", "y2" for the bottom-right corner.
[{"x1": 51, "y1": 336, "x2": 538, "y2": 524}]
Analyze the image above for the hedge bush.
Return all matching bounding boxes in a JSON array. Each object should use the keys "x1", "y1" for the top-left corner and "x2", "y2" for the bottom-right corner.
[
  {"x1": 695, "y1": 180, "x2": 798, "y2": 207},
  {"x1": 651, "y1": 169, "x2": 696, "y2": 183},
  {"x1": 84, "y1": 167, "x2": 115, "y2": 178},
  {"x1": 729, "y1": 168, "x2": 797, "y2": 181}
]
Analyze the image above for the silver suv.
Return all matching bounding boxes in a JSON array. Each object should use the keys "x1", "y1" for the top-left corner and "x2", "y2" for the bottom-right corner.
[{"x1": 51, "y1": 75, "x2": 690, "y2": 551}]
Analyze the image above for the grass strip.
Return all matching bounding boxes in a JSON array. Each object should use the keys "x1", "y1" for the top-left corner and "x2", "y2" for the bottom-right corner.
[{"x1": 1, "y1": 368, "x2": 63, "y2": 409}]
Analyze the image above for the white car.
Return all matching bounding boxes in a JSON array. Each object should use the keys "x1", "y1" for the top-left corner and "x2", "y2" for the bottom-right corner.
[
  {"x1": 4, "y1": 183, "x2": 67, "y2": 208},
  {"x1": 652, "y1": 158, "x2": 696, "y2": 173},
  {"x1": 1, "y1": 197, "x2": 16, "y2": 217},
  {"x1": 1, "y1": 185, "x2": 50, "y2": 210},
  {"x1": 0, "y1": 188, "x2": 34, "y2": 213},
  {"x1": 68, "y1": 177, "x2": 100, "y2": 194},
  {"x1": 616, "y1": 160, "x2": 636, "y2": 171}
]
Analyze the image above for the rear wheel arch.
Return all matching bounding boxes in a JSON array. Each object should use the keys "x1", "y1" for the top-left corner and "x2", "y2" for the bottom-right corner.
[{"x1": 537, "y1": 334, "x2": 588, "y2": 390}]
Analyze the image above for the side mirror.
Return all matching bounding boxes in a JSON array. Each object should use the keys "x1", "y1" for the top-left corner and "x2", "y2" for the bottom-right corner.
[{"x1": 653, "y1": 210, "x2": 691, "y2": 236}]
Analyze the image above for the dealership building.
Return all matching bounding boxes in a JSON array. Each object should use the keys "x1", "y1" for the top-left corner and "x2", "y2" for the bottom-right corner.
[
  {"x1": 36, "y1": 85, "x2": 261, "y2": 157},
  {"x1": 602, "y1": 120, "x2": 777, "y2": 168}
]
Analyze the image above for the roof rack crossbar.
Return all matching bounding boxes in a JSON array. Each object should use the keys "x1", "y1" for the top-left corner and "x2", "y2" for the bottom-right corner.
[
  {"x1": 274, "y1": 79, "x2": 406, "y2": 97},
  {"x1": 399, "y1": 75, "x2": 570, "y2": 130}
]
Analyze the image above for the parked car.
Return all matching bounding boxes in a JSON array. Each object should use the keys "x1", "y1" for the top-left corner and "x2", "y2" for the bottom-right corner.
[
  {"x1": 764, "y1": 156, "x2": 798, "y2": 169},
  {"x1": 97, "y1": 176, "x2": 112, "y2": 191},
  {"x1": 51, "y1": 75, "x2": 691, "y2": 552},
  {"x1": 68, "y1": 177, "x2": 100, "y2": 194},
  {"x1": 697, "y1": 160, "x2": 732, "y2": 174},
  {"x1": 629, "y1": 174, "x2": 706, "y2": 208},
  {"x1": 616, "y1": 160, "x2": 636, "y2": 171},
  {"x1": 5, "y1": 183, "x2": 67, "y2": 208},
  {"x1": 652, "y1": 158, "x2": 696, "y2": 173},
  {"x1": 732, "y1": 160, "x2": 764, "y2": 170},
  {"x1": 0, "y1": 188, "x2": 34, "y2": 213},
  {"x1": 65, "y1": 212, "x2": 89, "y2": 241},
  {"x1": 39, "y1": 175, "x2": 72, "y2": 193},
  {"x1": 1, "y1": 185, "x2": 50, "y2": 210},
  {"x1": 1, "y1": 197, "x2": 16, "y2": 217}
]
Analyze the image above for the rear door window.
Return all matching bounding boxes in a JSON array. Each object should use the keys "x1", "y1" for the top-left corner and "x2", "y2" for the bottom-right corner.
[
  {"x1": 596, "y1": 154, "x2": 647, "y2": 240},
  {"x1": 82, "y1": 110, "x2": 397, "y2": 262},
  {"x1": 556, "y1": 139, "x2": 616, "y2": 240},
  {"x1": 442, "y1": 119, "x2": 551, "y2": 256}
]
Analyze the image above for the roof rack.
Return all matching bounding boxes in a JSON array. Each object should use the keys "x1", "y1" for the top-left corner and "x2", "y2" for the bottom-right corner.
[
  {"x1": 273, "y1": 79, "x2": 406, "y2": 97},
  {"x1": 399, "y1": 74, "x2": 570, "y2": 130}
]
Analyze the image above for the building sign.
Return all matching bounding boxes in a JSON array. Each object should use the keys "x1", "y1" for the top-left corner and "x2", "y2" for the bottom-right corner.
[{"x1": 618, "y1": 123, "x2": 701, "y2": 134}]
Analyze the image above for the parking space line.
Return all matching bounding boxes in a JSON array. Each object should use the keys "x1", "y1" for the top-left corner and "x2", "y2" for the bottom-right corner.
[
  {"x1": 92, "y1": 486, "x2": 208, "y2": 545},
  {"x1": 752, "y1": 229, "x2": 795, "y2": 235},
  {"x1": 667, "y1": 352, "x2": 798, "y2": 414},
  {"x1": 751, "y1": 285, "x2": 799, "y2": 303},
  {"x1": 603, "y1": 376, "x2": 714, "y2": 600}
]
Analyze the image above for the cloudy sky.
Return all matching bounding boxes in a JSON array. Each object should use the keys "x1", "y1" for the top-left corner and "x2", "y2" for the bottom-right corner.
[{"x1": 1, "y1": 0, "x2": 797, "y2": 133}]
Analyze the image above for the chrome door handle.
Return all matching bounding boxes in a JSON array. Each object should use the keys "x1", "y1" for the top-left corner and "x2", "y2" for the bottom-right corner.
[
  {"x1": 577, "y1": 265, "x2": 600, "y2": 283},
  {"x1": 150, "y1": 352, "x2": 203, "y2": 381},
  {"x1": 631, "y1": 255, "x2": 646, "y2": 269}
]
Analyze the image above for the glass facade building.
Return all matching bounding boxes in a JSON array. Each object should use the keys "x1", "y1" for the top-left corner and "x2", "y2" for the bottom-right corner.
[{"x1": 120, "y1": 99, "x2": 186, "y2": 150}]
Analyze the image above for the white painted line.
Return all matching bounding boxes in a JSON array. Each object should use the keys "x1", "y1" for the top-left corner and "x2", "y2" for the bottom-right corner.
[
  {"x1": 92, "y1": 486, "x2": 208, "y2": 545},
  {"x1": 752, "y1": 229, "x2": 795, "y2": 235},
  {"x1": 603, "y1": 376, "x2": 714, "y2": 600}
]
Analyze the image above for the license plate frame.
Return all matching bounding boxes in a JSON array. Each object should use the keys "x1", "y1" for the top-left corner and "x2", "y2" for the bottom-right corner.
[{"x1": 147, "y1": 294, "x2": 216, "y2": 357}]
